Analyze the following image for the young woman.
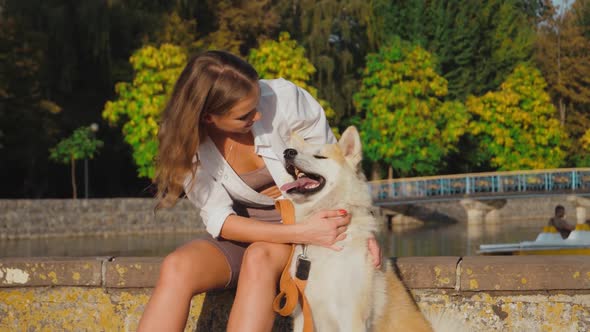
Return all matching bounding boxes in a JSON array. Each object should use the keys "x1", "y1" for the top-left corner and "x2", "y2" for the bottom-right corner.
[{"x1": 138, "y1": 50, "x2": 381, "y2": 332}]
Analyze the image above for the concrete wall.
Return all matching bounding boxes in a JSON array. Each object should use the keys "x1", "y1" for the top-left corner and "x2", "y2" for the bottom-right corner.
[
  {"x1": 0, "y1": 198, "x2": 203, "y2": 239},
  {"x1": 0, "y1": 196, "x2": 579, "y2": 240},
  {"x1": 1, "y1": 256, "x2": 589, "y2": 331}
]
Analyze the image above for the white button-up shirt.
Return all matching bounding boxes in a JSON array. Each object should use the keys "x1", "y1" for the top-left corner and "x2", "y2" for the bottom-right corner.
[{"x1": 184, "y1": 78, "x2": 336, "y2": 237}]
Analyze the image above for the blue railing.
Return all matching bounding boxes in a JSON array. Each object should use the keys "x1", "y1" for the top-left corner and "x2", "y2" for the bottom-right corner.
[{"x1": 369, "y1": 168, "x2": 590, "y2": 204}]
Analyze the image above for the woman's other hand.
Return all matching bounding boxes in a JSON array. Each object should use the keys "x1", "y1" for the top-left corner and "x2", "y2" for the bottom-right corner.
[
  {"x1": 297, "y1": 209, "x2": 350, "y2": 251},
  {"x1": 367, "y1": 235, "x2": 382, "y2": 269}
]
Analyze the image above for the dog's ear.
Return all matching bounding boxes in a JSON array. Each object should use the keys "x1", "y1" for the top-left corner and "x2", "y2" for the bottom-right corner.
[
  {"x1": 289, "y1": 131, "x2": 306, "y2": 151},
  {"x1": 338, "y1": 126, "x2": 362, "y2": 168}
]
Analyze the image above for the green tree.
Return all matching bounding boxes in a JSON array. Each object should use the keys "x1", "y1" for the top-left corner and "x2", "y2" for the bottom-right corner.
[
  {"x1": 574, "y1": 0, "x2": 590, "y2": 165},
  {"x1": 278, "y1": 0, "x2": 378, "y2": 123},
  {"x1": 535, "y1": 0, "x2": 590, "y2": 165},
  {"x1": 535, "y1": 0, "x2": 590, "y2": 123},
  {"x1": 579, "y1": 0, "x2": 590, "y2": 39},
  {"x1": 1, "y1": 0, "x2": 186, "y2": 197},
  {"x1": 476, "y1": 1, "x2": 537, "y2": 96},
  {"x1": 354, "y1": 38, "x2": 469, "y2": 178},
  {"x1": 0, "y1": 14, "x2": 63, "y2": 197},
  {"x1": 49, "y1": 126, "x2": 103, "y2": 199},
  {"x1": 580, "y1": 126, "x2": 590, "y2": 164},
  {"x1": 373, "y1": 0, "x2": 429, "y2": 46},
  {"x1": 154, "y1": 12, "x2": 204, "y2": 55},
  {"x1": 375, "y1": 0, "x2": 539, "y2": 100},
  {"x1": 103, "y1": 44, "x2": 187, "y2": 179},
  {"x1": 467, "y1": 63, "x2": 569, "y2": 170},
  {"x1": 578, "y1": 125, "x2": 590, "y2": 166},
  {"x1": 205, "y1": 0, "x2": 280, "y2": 55},
  {"x1": 248, "y1": 32, "x2": 335, "y2": 121}
]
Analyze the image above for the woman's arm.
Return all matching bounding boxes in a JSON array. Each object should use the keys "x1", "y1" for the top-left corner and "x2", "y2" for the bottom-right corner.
[
  {"x1": 368, "y1": 235, "x2": 382, "y2": 268},
  {"x1": 184, "y1": 164, "x2": 350, "y2": 249},
  {"x1": 194, "y1": 167, "x2": 381, "y2": 265},
  {"x1": 221, "y1": 213, "x2": 383, "y2": 268},
  {"x1": 219, "y1": 210, "x2": 350, "y2": 251}
]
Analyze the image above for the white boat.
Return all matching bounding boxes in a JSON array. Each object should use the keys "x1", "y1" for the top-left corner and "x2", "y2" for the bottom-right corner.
[{"x1": 478, "y1": 224, "x2": 590, "y2": 255}]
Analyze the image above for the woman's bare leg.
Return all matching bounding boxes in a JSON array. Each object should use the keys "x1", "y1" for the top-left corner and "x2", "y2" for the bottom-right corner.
[
  {"x1": 137, "y1": 240, "x2": 231, "y2": 332},
  {"x1": 226, "y1": 242, "x2": 291, "y2": 332}
]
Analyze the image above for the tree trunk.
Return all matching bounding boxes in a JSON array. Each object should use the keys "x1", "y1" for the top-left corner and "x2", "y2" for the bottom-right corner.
[
  {"x1": 559, "y1": 97, "x2": 566, "y2": 126},
  {"x1": 71, "y1": 157, "x2": 77, "y2": 199},
  {"x1": 371, "y1": 162, "x2": 380, "y2": 180},
  {"x1": 557, "y1": 24, "x2": 565, "y2": 126},
  {"x1": 388, "y1": 166, "x2": 393, "y2": 179}
]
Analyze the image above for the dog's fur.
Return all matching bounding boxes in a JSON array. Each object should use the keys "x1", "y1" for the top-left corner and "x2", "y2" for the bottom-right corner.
[{"x1": 281, "y1": 126, "x2": 449, "y2": 332}]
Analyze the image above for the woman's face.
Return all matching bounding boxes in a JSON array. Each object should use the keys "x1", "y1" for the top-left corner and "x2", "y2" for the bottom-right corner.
[{"x1": 205, "y1": 87, "x2": 261, "y2": 135}]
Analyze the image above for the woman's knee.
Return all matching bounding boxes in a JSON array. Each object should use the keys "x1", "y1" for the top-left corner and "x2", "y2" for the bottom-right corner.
[
  {"x1": 158, "y1": 250, "x2": 196, "y2": 287},
  {"x1": 240, "y1": 242, "x2": 288, "y2": 280},
  {"x1": 157, "y1": 241, "x2": 228, "y2": 292}
]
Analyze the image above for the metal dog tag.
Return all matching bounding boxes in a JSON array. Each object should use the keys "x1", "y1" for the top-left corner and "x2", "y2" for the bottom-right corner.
[{"x1": 295, "y1": 255, "x2": 311, "y2": 281}]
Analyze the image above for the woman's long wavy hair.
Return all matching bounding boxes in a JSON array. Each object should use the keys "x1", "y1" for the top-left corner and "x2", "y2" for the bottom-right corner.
[{"x1": 154, "y1": 50, "x2": 259, "y2": 210}]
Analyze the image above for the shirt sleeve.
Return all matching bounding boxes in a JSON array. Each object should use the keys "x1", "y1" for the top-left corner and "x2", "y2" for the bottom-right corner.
[
  {"x1": 289, "y1": 83, "x2": 337, "y2": 145},
  {"x1": 184, "y1": 168, "x2": 235, "y2": 238}
]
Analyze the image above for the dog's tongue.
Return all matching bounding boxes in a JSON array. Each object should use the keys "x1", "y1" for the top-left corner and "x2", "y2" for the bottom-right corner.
[{"x1": 280, "y1": 177, "x2": 319, "y2": 192}]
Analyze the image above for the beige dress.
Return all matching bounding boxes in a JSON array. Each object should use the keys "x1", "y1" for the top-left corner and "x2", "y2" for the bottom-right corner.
[{"x1": 202, "y1": 165, "x2": 281, "y2": 289}]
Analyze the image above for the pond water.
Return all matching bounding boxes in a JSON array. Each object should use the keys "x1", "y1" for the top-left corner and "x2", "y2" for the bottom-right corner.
[{"x1": 0, "y1": 220, "x2": 544, "y2": 258}]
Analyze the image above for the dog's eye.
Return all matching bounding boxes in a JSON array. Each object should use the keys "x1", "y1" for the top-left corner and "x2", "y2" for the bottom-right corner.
[{"x1": 313, "y1": 155, "x2": 327, "y2": 159}]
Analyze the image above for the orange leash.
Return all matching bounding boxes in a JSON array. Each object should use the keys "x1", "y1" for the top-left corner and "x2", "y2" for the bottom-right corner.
[{"x1": 272, "y1": 199, "x2": 314, "y2": 332}]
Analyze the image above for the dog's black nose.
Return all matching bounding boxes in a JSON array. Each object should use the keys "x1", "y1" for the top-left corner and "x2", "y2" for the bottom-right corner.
[{"x1": 284, "y1": 148, "x2": 298, "y2": 160}]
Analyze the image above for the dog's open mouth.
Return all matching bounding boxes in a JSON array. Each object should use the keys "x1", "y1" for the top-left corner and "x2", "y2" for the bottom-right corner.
[{"x1": 280, "y1": 164, "x2": 326, "y2": 195}]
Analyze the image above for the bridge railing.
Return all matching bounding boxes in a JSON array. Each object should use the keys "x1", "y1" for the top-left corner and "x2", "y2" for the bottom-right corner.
[{"x1": 369, "y1": 168, "x2": 590, "y2": 203}]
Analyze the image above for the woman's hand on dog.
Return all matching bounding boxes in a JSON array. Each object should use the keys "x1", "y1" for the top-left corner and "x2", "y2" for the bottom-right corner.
[
  {"x1": 367, "y1": 235, "x2": 382, "y2": 268},
  {"x1": 297, "y1": 209, "x2": 350, "y2": 251}
]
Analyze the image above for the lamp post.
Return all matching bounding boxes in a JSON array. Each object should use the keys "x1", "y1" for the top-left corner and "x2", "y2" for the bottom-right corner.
[{"x1": 85, "y1": 123, "x2": 99, "y2": 199}]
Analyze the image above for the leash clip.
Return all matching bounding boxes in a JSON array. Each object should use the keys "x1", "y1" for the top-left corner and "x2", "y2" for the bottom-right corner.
[
  {"x1": 296, "y1": 245, "x2": 311, "y2": 281},
  {"x1": 300, "y1": 244, "x2": 309, "y2": 259}
]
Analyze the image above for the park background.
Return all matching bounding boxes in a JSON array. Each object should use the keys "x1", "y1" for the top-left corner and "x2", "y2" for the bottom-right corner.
[
  {"x1": 2, "y1": 4, "x2": 590, "y2": 329},
  {"x1": 1, "y1": 0, "x2": 589, "y2": 199}
]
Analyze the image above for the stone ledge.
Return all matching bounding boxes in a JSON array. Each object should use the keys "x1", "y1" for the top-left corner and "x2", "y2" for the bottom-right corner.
[
  {"x1": 460, "y1": 256, "x2": 590, "y2": 291},
  {"x1": 2, "y1": 286, "x2": 588, "y2": 331},
  {"x1": 394, "y1": 256, "x2": 459, "y2": 289},
  {"x1": 104, "y1": 257, "x2": 162, "y2": 288},
  {"x1": 0, "y1": 257, "x2": 105, "y2": 287},
  {"x1": 1, "y1": 256, "x2": 590, "y2": 292}
]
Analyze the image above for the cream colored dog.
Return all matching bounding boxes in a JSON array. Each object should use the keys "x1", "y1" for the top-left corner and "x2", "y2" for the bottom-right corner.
[{"x1": 280, "y1": 126, "x2": 456, "y2": 332}]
